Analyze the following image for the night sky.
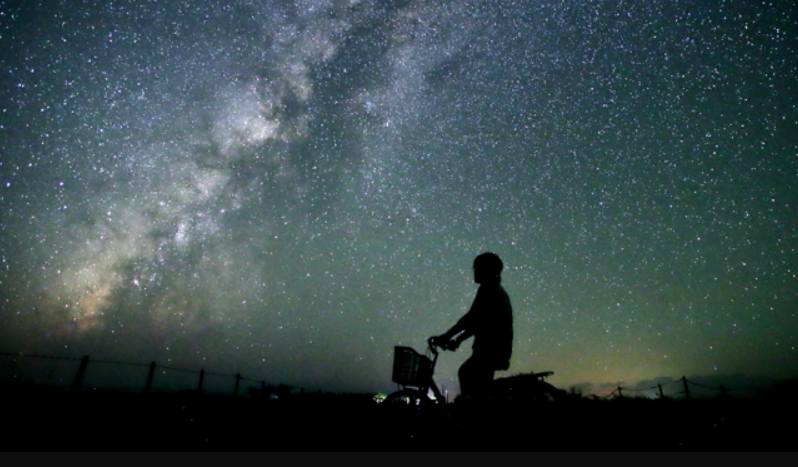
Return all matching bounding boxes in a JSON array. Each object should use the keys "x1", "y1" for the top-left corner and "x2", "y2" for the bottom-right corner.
[{"x1": 1, "y1": 0, "x2": 797, "y2": 396}]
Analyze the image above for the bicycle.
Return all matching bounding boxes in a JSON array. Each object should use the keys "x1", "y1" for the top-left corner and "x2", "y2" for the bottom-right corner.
[
  {"x1": 382, "y1": 337, "x2": 565, "y2": 429},
  {"x1": 380, "y1": 337, "x2": 458, "y2": 437}
]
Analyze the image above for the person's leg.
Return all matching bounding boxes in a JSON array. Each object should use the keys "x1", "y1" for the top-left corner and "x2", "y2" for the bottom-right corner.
[
  {"x1": 456, "y1": 355, "x2": 496, "y2": 428},
  {"x1": 458, "y1": 354, "x2": 495, "y2": 400}
]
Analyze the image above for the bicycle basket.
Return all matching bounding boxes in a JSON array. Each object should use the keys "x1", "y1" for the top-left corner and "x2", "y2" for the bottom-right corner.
[{"x1": 392, "y1": 346, "x2": 432, "y2": 387}]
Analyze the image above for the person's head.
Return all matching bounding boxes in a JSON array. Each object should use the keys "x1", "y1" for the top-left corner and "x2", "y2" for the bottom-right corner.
[{"x1": 473, "y1": 252, "x2": 503, "y2": 284}]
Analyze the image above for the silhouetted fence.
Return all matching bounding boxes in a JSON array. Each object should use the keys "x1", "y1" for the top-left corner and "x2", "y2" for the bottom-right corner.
[
  {"x1": 598, "y1": 375, "x2": 775, "y2": 400},
  {"x1": 2, "y1": 350, "x2": 778, "y2": 399},
  {"x1": 0, "y1": 351, "x2": 279, "y2": 396}
]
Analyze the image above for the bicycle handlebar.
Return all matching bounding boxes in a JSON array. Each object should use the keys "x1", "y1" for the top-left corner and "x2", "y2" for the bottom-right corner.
[{"x1": 427, "y1": 336, "x2": 439, "y2": 356}]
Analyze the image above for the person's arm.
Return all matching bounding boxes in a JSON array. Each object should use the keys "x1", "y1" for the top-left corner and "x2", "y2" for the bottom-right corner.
[
  {"x1": 439, "y1": 312, "x2": 474, "y2": 342},
  {"x1": 437, "y1": 288, "x2": 483, "y2": 345},
  {"x1": 454, "y1": 326, "x2": 475, "y2": 342}
]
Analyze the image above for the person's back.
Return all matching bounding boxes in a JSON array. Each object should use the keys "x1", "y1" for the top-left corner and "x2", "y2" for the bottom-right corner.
[{"x1": 470, "y1": 281, "x2": 513, "y2": 370}]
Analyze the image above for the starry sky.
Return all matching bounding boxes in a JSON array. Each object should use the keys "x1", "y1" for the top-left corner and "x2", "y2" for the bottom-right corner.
[{"x1": 1, "y1": 0, "x2": 797, "y2": 395}]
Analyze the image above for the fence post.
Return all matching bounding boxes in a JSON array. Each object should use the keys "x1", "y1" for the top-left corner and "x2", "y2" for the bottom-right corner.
[
  {"x1": 72, "y1": 355, "x2": 89, "y2": 391},
  {"x1": 682, "y1": 376, "x2": 690, "y2": 400},
  {"x1": 198, "y1": 369, "x2": 205, "y2": 392},
  {"x1": 658, "y1": 383, "x2": 664, "y2": 399},
  {"x1": 234, "y1": 373, "x2": 241, "y2": 396},
  {"x1": 720, "y1": 385, "x2": 727, "y2": 399},
  {"x1": 617, "y1": 386, "x2": 623, "y2": 398},
  {"x1": 145, "y1": 361, "x2": 156, "y2": 393}
]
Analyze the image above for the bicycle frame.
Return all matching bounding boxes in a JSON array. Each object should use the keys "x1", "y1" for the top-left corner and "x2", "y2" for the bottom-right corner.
[{"x1": 424, "y1": 338, "x2": 448, "y2": 404}]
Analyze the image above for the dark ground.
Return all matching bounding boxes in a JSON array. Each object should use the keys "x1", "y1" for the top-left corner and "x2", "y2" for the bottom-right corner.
[{"x1": 2, "y1": 385, "x2": 795, "y2": 451}]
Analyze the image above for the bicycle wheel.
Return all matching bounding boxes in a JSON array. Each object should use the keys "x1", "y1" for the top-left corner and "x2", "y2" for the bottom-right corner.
[
  {"x1": 382, "y1": 389, "x2": 437, "y2": 439},
  {"x1": 491, "y1": 374, "x2": 565, "y2": 403},
  {"x1": 383, "y1": 389, "x2": 433, "y2": 410},
  {"x1": 539, "y1": 382, "x2": 566, "y2": 401}
]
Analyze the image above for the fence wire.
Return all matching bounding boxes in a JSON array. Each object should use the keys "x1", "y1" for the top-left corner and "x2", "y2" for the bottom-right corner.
[
  {"x1": 621, "y1": 385, "x2": 659, "y2": 392},
  {"x1": 0, "y1": 351, "x2": 83, "y2": 362},
  {"x1": 0, "y1": 350, "x2": 277, "y2": 394},
  {"x1": 596, "y1": 376, "x2": 775, "y2": 399}
]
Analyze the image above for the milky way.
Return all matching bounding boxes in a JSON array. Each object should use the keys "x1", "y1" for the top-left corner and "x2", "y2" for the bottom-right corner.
[{"x1": 1, "y1": 0, "x2": 797, "y2": 395}]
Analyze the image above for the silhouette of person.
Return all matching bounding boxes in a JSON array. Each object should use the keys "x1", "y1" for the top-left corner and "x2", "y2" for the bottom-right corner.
[{"x1": 432, "y1": 252, "x2": 513, "y2": 402}]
